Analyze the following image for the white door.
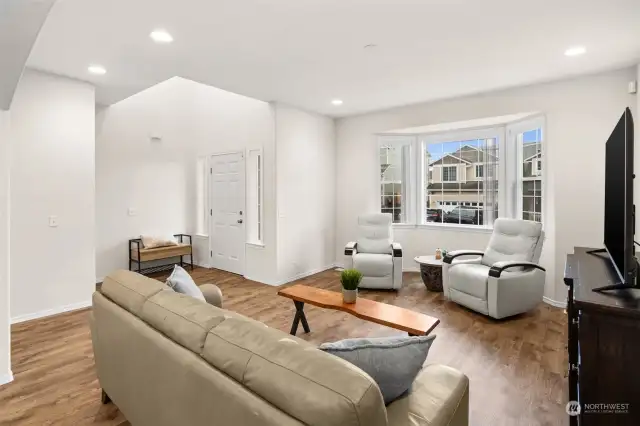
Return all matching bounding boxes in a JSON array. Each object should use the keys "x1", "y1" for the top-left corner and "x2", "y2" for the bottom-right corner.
[{"x1": 209, "y1": 152, "x2": 245, "y2": 275}]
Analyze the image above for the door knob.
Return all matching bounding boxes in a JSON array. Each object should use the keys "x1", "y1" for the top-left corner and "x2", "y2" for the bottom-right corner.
[{"x1": 237, "y1": 219, "x2": 243, "y2": 224}]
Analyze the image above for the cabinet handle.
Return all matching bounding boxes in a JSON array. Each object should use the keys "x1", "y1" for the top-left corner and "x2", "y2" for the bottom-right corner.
[{"x1": 572, "y1": 318, "x2": 579, "y2": 325}]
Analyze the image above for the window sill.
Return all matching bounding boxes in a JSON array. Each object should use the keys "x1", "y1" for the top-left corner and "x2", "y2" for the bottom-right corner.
[
  {"x1": 246, "y1": 242, "x2": 265, "y2": 248},
  {"x1": 393, "y1": 223, "x2": 493, "y2": 234}
]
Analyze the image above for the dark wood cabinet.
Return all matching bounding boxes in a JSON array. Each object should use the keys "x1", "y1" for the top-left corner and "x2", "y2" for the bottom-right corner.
[{"x1": 564, "y1": 247, "x2": 640, "y2": 426}]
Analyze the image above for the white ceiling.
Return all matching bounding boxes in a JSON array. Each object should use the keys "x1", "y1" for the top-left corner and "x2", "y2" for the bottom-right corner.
[
  {"x1": 0, "y1": 0, "x2": 56, "y2": 110},
  {"x1": 27, "y1": 0, "x2": 640, "y2": 117}
]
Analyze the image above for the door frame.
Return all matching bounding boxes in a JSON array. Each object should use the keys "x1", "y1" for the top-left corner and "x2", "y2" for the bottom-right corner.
[{"x1": 208, "y1": 150, "x2": 246, "y2": 275}]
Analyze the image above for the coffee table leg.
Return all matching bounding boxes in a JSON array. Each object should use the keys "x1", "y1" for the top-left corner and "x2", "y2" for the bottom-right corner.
[{"x1": 290, "y1": 301, "x2": 311, "y2": 335}]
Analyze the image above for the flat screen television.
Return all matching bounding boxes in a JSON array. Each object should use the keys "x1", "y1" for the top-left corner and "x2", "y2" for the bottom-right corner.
[{"x1": 592, "y1": 107, "x2": 636, "y2": 291}]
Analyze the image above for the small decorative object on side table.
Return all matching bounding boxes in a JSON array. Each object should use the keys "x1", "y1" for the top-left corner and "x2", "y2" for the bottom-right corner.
[
  {"x1": 414, "y1": 255, "x2": 443, "y2": 292},
  {"x1": 340, "y1": 269, "x2": 362, "y2": 303}
]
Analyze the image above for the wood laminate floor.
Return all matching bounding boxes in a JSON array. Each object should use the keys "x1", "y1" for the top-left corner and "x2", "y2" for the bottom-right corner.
[{"x1": 0, "y1": 268, "x2": 568, "y2": 426}]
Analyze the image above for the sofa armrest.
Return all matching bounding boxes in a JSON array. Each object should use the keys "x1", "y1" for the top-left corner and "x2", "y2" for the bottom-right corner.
[
  {"x1": 443, "y1": 250, "x2": 485, "y2": 264},
  {"x1": 200, "y1": 284, "x2": 223, "y2": 308},
  {"x1": 386, "y1": 364, "x2": 469, "y2": 426},
  {"x1": 345, "y1": 241, "x2": 357, "y2": 256},
  {"x1": 488, "y1": 261, "x2": 546, "y2": 278},
  {"x1": 391, "y1": 242, "x2": 402, "y2": 257}
]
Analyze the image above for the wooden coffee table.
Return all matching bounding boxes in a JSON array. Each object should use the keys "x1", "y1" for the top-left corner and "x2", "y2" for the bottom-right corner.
[{"x1": 277, "y1": 285, "x2": 440, "y2": 336}]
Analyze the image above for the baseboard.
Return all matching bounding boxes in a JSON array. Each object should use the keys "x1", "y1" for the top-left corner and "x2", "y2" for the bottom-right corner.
[
  {"x1": 0, "y1": 371, "x2": 13, "y2": 386},
  {"x1": 11, "y1": 300, "x2": 92, "y2": 324},
  {"x1": 277, "y1": 264, "x2": 338, "y2": 286},
  {"x1": 543, "y1": 296, "x2": 567, "y2": 309},
  {"x1": 335, "y1": 261, "x2": 420, "y2": 273},
  {"x1": 264, "y1": 264, "x2": 339, "y2": 287}
]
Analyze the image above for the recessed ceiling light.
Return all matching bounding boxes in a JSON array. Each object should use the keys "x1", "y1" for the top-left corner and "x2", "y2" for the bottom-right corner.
[
  {"x1": 150, "y1": 29, "x2": 173, "y2": 43},
  {"x1": 88, "y1": 65, "x2": 106, "y2": 75},
  {"x1": 331, "y1": 99, "x2": 343, "y2": 106},
  {"x1": 565, "y1": 46, "x2": 586, "y2": 57}
]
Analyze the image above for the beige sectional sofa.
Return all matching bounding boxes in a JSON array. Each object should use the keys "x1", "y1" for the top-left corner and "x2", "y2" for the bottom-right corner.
[{"x1": 91, "y1": 270, "x2": 469, "y2": 426}]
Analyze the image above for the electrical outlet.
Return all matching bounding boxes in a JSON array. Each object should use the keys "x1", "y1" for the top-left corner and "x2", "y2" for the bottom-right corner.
[
  {"x1": 48, "y1": 216, "x2": 58, "y2": 227},
  {"x1": 128, "y1": 208, "x2": 137, "y2": 216}
]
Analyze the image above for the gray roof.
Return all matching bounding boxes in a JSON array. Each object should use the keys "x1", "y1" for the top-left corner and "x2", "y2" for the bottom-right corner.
[
  {"x1": 523, "y1": 142, "x2": 541, "y2": 161},
  {"x1": 430, "y1": 145, "x2": 497, "y2": 166},
  {"x1": 427, "y1": 182, "x2": 484, "y2": 191}
]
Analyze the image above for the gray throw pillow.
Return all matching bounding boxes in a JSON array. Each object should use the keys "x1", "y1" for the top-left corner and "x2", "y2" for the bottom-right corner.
[
  {"x1": 166, "y1": 265, "x2": 205, "y2": 302},
  {"x1": 319, "y1": 335, "x2": 436, "y2": 404}
]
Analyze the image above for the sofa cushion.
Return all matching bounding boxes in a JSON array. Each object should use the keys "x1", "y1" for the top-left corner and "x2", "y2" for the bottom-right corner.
[
  {"x1": 319, "y1": 335, "x2": 436, "y2": 404},
  {"x1": 101, "y1": 270, "x2": 167, "y2": 316},
  {"x1": 140, "y1": 289, "x2": 227, "y2": 353},
  {"x1": 481, "y1": 218, "x2": 542, "y2": 268},
  {"x1": 141, "y1": 234, "x2": 178, "y2": 248},
  {"x1": 356, "y1": 213, "x2": 393, "y2": 254},
  {"x1": 447, "y1": 263, "x2": 490, "y2": 300},
  {"x1": 353, "y1": 253, "x2": 393, "y2": 278},
  {"x1": 202, "y1": 316, "x2": 387, "y2": 426}
]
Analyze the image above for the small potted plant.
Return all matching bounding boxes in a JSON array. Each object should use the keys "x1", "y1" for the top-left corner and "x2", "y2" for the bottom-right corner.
[{"x1": 340, "y1": 269, "x2": 362, "y2": 304}]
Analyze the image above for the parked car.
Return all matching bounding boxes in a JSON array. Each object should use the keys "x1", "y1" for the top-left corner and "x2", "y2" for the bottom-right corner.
[
  {"x1": 443, "y1": 206, "x2": 483, "y2": 225},
  {"x1": 426, "y1": 208, "x2": 443, "y2": 222}
]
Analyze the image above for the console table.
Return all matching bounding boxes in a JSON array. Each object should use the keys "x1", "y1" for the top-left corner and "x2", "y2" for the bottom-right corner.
[{"x1": 564, "y1": 247, "x2": 640, "y2": 425}]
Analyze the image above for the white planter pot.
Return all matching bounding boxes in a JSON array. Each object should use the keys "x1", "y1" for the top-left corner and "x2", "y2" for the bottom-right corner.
[{"x1": 342, "y1": 289, "x2": 358, "y2": 304}]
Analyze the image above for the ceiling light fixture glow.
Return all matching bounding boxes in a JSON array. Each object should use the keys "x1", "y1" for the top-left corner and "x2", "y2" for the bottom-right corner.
[
  {"x1": 564, "y1": 46, "x2": 586, "y2": 57},
  {"x1": 331, "y1": 99, "x2": 343, "y2": 106},
  {"x1": 88, "y1": 65, "x2": 106, "y2": 75},
  {"x1": 150, "y1": 29, "x2": 173, "y2": 43}
]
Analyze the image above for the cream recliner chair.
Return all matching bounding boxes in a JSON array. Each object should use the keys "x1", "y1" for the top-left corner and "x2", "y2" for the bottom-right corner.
[
  {"x1": 345, "y1": 213, "x2": 403, "y2": 290},
  {"x1": 442, "y1": 218, "x2": 546, "y2": 319}
]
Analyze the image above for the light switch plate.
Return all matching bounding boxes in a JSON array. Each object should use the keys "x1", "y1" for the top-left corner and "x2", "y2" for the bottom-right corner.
[
  {"x1": 128, "y1": 208, "x2": 137, "y2": 216},
  {"x1": 48, "y1": 216, "x2": 58, "y2": 227}
]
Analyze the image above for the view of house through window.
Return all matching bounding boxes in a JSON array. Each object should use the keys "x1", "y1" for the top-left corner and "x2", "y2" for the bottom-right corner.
[
  {"x1": 380, "y1": 141, "x2": 411, "y2": 223},
  {"x1": 424, "y1": 138, "x2": 499, "y2": 227},
  {"x1": 520, "y1": 128, "x2": 543, "y2": 222}
]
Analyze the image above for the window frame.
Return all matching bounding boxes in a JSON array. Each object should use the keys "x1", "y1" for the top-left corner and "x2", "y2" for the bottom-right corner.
[
  {"x1": 195, "y1": 156, "x2": 209, "y2": 237},
  {"x1": 246, "y1": 148, "x2": 264, "y2": 247},
  {"x1": 475, "y1": 164, "x2": 484, "y2": 178},
  {"x1": 378, "y1": 117, "x2": 545, "y2": 231},
  {"x1": 377, "y1": 136, "x2": 417, "y2": 225},
  {"x1": 507, "y1": 116, "x2": 546, "y2": 226},
  {"x1": 419, "y1": 127, "x2": 504, "y2": 230},
  {"x1": 442, "y1": 165, "x2": 457, "y2": 182}
]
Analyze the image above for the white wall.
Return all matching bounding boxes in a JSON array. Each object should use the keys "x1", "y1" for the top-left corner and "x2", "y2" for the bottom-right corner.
[
  {"x1": 96, "y1": 77, "x2": 278, "y2": 284},
  {"x1": 336, "y1": 67, "x2": 637, "y2": 304},
  {"x1": 10, "y1": 70, "x2": 96, "y2": 322},
  {"x1": 274, "y1": 104, "x2": 336, "y2": 283},
  {"x1": 0, "y1": 111, "x2": 11, "y2": 384}
]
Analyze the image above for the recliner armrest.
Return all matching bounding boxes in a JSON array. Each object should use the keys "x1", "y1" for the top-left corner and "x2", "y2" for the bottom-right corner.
[
  {"x1": 443, "y1": 250, "x2": 485, "y2": 264},
  {"x1": 345, "y1": 241, "x2": 357, "y2": 256},
  {"x1": 488, "y1": 261, "x2": 546, "y2": 278},
  {"x1": 391, "y1": 242, "x2": 402, "y2": 257}
]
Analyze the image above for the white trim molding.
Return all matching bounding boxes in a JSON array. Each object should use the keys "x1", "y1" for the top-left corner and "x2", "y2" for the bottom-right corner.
[
  {"x1": 11, "y1": 300, "x2": 92, "y2": 324},
  {"x1": 0, "y1": 371, "x2": 14, "y2": 387},
  {"x1": 543, "y1": 296, "x2": 567, "y2": 309},
  {"x1": 246, "y1": 263, "x2": 339, "y2": 287}
]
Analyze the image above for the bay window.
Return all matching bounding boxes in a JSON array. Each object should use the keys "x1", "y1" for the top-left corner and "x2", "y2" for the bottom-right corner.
[{"x1": 378, "y1": 116, "x2": 544, "y2": 228}]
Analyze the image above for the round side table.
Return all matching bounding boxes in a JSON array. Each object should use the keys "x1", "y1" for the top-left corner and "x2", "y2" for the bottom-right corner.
[{"x1": 414, "y1": 255, "x2": 443, "y2": 292}]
